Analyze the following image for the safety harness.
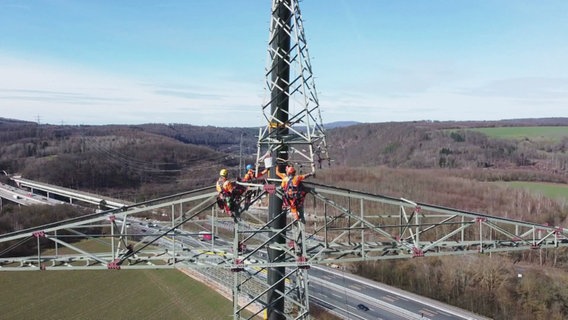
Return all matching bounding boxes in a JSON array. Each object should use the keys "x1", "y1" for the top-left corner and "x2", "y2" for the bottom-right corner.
[{"x1": 283, "y1": 175, "x2": 306, "y2": 208}]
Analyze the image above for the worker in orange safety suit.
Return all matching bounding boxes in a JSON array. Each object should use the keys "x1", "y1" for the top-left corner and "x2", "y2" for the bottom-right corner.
[
  {"x1": 216, "y1": 169, "x2": 232, "y2": 194},
  {"x1": 242, "y1": 164, "x2": 268, "y2": 182},
  {"x1": 241, "y1": 164, "x2": 268, "y2": 209},
  {"x1": 216, "y1": 169, "x2": 242, "y2": 221},
  {"x1": 275, "y1": 164, "x2": 313, "y2": 221}
]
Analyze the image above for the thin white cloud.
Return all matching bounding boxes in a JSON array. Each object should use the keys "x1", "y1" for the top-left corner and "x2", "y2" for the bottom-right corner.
[
  {"x1": 460, "y1": 77, "x2": 568, "y2": 100},
  {"x1": 0, "y1": 55, "x2": 264, "y2": 126},
  {"x1": 320, "y1": 83, "x2": 568, "y2": 124},
  {"x1": 1, "y1": 52, "x2": 566, "y2": 127}
]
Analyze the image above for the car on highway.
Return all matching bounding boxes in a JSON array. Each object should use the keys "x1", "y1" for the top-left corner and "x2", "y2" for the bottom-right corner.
[
  {"x1": 357, "y1": 304, "x2": 369, "y2": 311},
  {"x1": 198, "y1": 231, "x2": 212, "y2": 241}
]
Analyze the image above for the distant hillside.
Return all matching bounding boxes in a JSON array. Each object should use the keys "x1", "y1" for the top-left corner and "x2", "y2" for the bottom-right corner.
[
  {"x1": 1, "y1": 117, "x2": 567, "y2": 200},
  {"x1": 136, "y1": 123, "x2": 258, "y2": 154},
  {"x1": 324, "y1": 121, "x2": 360, "y2": 129},
  {"x1": 0, "y1": 122, "x2": 238, "y2": 200},
  {"x1": 0, "y1": 117, "x2": 35, "y2": 125},
  {"x1": 327, "y1": 119, "x2": 568, "y2": 182}
]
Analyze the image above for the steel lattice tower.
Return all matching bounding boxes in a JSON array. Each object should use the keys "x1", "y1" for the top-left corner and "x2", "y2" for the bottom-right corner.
[
  {"x1": 251, "y1": 1, "x2": 329, "y2": 319},
  {"x1": 256, "y1": 0, "x2": 330, "y2": 174},
  {"x1": 5, "y1": 1, "x2": 568, "y2": 320}
]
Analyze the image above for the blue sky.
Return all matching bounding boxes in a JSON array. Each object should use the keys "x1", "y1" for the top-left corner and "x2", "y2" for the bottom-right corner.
[{"x1": 1, "y1": 0, "x2": 567, "y2": 127}]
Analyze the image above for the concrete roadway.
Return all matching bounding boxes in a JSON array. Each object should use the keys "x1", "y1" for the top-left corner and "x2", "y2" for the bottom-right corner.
[
  {"x1": 0, "y1": 182, "x2": 61, "y2": 206},
  {"x1": 138, "y1": 220, "x2": 488, "y2": 320},
  {"x1": 309, "y1": 266, "x2": 489, "y2": 320},
  {"x1": 203, "y1": 219, "x2": 488, "y2": 319}
]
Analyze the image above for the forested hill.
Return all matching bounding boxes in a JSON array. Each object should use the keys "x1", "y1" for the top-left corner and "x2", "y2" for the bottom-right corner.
[
  {"x1": 0, "y1": 117, "x2": 567, "y2": 200},
  {"x1": 0, "y1": 121, "x2": 243, "y2": 198},
  {"x1": 327, "y1": 118, "x2": 568, "y2": 182}
]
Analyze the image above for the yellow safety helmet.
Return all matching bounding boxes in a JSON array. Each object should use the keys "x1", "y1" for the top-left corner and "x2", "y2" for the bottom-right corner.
[{"x1": 220, "y1": 169, "x2": 228, "y2": 177}]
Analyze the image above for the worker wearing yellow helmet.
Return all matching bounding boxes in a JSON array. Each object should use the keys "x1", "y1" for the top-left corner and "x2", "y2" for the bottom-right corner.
[
  {"x1": 216, "y1": 168, "x2": 244, "y2": 222},
  {"x1": 216, "y1": 169, "x2": 229, "y2": 193}
]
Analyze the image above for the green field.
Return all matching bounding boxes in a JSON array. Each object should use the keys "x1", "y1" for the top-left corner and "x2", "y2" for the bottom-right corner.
[
  {"x1": 471, "y1": 126, "x2": 568, "y2": 142},
  {"x1": 0, "y1": 269, "x2": 237, "y2": 320},
  {"x1": 469, "y1": 127, "x2": 568, "y2": 142},
  {"x1": 497, "y1": 181, "x2": 568, "y2": 200}
]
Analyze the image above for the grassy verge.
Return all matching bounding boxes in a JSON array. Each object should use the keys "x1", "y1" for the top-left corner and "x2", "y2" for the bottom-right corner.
[
  {"x1": 0, "y1": 269, "x2": 236, "y2": 320},
  {"x1": 497, "y1": 181, "x2": 568, "y2": 201},
  {"x1": 470, "y1": 126, "x2": 568, "y2": 142}
]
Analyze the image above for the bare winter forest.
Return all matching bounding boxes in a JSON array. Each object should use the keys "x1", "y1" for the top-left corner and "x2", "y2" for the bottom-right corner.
[{"x1": 1, "y1": 117, "x2": 568, "y2": 319}]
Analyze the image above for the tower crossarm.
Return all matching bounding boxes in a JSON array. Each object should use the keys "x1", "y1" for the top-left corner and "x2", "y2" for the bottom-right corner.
[
  {"x1": 0, "y1": 187, "x2": 220, "y2": 270},
  {"x1": 2, "y1": 181, "x2": 567, "y2": 269},
  {"x1": 298, "y1": 182, "x2": 568, "y2": 263}
]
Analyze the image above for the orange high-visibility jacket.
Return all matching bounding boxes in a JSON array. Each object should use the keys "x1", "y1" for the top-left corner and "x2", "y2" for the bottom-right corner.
[
  {"x1": 242, "y1": 168, "x2": 268, "y2": 182},
  {"x1": 242, "y1": 169, "x2": 255, "y2": 182},
  {"x1": 275, "y1": 166, "x2": 307, "y2": 197},
  {"x1": 216, "y1": 177, "x2": 226, "y2": 193},
  {"x1": 216, "y1": 177, "x2": 234, "y2": 194}
]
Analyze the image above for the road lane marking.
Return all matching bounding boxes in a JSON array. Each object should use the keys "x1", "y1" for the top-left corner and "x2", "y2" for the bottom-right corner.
[
  {"x1": 349, "y1": 284, "x2": 362, "y2": 290},
  {"x1": 331, "y1": 292, "x2": 343, "y2": 300}
]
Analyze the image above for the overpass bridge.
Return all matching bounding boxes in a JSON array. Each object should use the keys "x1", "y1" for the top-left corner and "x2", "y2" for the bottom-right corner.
[
  {"x1": 9, "y1": 176, "x2": 131, "y2": 209},
  {"x1": 0, "y1": 182, "x2": 56, "y2": 207}
]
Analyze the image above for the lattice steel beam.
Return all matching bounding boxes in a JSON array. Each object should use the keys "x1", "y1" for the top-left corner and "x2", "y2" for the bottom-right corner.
[{"x1": 256, "y1": 0, "x2": 330, "y2": 174}]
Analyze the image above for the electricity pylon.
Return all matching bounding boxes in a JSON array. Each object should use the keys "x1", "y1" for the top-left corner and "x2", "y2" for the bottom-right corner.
[
  {"x1": 2, "y1": 1, "x2": 568, "y2": 320},
  {"x1": 255, "y1": 0, "x2": 330, "y2": 174},
  {"x1": 250, "y1": 0, "x2": 330, "y2": 319}
]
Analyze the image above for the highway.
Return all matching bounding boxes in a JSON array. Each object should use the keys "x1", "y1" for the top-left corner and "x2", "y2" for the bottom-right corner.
[
  {"x1": 202, "y1": 215, "x2": 488, "y2": 319},
  {"x1": 309, "y1": 267, "x2": 489, "y2": 320},
  {"x1": 9, "y1": 176, "x2": 130, "y2": 208},
  {"x1": 310, "y1": 271, "x2": 410, "y2": 320},
  {"x1": 0, "y1": 182, "x2": 62, "y2": 206},
  {"x1": 135, "y1": 219, "x2": 488, "y2": 320}
]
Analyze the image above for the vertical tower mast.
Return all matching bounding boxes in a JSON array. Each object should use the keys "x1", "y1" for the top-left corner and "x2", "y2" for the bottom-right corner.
[
  {"x1": 265, "y1": 2, "x2": 291, "y2": 319},
  {"x1": 255, "y1": 1, "x2": 329, "y2": 319},
  {"x1": 257, "y1": 0, "x2": 330, "y2": 173}
]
